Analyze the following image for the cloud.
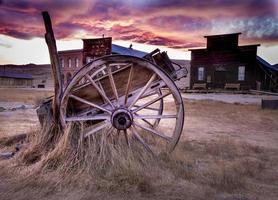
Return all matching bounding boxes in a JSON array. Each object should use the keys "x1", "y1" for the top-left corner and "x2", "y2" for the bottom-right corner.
[{"x1": 0, "y1": 0, "x2": 277, "y2": 50}]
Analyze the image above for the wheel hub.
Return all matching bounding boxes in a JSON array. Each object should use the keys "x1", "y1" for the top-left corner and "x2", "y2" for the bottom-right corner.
[{"x1": 111, "y1": 108, "x2": 133, "y2": 130}]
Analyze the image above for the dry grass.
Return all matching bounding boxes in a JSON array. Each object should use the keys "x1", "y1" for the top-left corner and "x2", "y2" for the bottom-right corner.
[
  {"x1": 0, "y1": 102, "x2": 276, "y2": 199},
  {"x1": 1, "y1": 93, "x2": 278, "y2": 199},
  {"x1": 0, "y1": 128, "x2": 277, "y2": 199},
  {"x1": 0, "y1": 88, "x2": 53, "y2": 104}
]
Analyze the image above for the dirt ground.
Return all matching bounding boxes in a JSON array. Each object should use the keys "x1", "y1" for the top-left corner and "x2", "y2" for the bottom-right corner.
[{"x1": 0, "y1": 89, "x2": 278, "y2": 200}]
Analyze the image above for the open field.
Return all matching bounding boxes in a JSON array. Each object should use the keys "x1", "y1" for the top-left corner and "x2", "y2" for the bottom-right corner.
[
  {"x1": 0, "y1": 89, "x2": 278, "y2": 200},
  {"x1": 0, "y1": 88, "x2": 53, "y2": 104}
]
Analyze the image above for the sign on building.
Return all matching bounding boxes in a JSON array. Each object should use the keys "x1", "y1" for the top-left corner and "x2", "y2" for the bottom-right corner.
[{"x1": 82, "y1": 37, "x2": 112, "y2": 64}]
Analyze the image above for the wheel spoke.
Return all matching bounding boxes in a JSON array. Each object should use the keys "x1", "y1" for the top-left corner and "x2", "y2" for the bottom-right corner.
[
  {"x1": 140, "y1": 90, "x2": 159, "y2": 99},
  {"x1": 133, "y1": 121, "x2": 171, "y2": 141},
  {"x1": 124, "y1": 64, "x2": 134, "y2": 105},
  {"x1": 124, "y1": 129, "x2": 130, "y2": 147},
  {"x1": 69, "y1": 94, "x2": 111, "y2": 114},
  {"x1": 106, "y1": 126, "x2": 115, "y2": 138},
  {"x1": 85, "y1": 121, "x2": 110, "y2": 137},
  {"x1": 107, "y1": 64, "x2": 119, "y2": 101},
  {"x1": 133, "y1": 105, "x2": 160, "y2": 111},
  {"x1": 85, "y1": 74, "x2": 115, "y2": 109},
  {"x1": 140, "y1": 118, "x2": 154, "y2": 127},
  {"x1": 131, "y1": 126, "x2": 154, "y2": 154},
  {"x1": 66, "y1": 114, "x2": 110, "y2": 122},
  {"x1": 134, "y1": 114, "x2": 176, "y2": 119},
  {"x1": 128, "y1": 74, "x2": 156, "y2": 109},
  {"x1": 132, "y1": 92, "x2": 171, "y2": 113}
]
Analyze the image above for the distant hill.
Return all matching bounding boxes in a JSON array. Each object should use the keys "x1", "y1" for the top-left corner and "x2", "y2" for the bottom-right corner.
[
  {"x1": 0, "y1": 59, "x2": 191, "y2": 90},
  {"x1": 0, "y1": 64, "x2": 54, "y2": 89}
]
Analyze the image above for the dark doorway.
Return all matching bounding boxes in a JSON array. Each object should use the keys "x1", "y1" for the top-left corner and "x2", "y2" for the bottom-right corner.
[{"x1": 214, "y1": 71, "x2": 226, "y2": 88}]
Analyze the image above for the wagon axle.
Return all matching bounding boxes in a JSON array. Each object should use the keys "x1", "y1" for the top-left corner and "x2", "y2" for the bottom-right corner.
[{"x1": 111, "y1": 108, "x2": 133, "y2": 130}]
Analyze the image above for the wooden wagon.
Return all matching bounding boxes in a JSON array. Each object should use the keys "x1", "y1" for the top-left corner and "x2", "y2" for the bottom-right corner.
[{"x1": 38, "y1": 12, "x2": 187, "y2": 153}]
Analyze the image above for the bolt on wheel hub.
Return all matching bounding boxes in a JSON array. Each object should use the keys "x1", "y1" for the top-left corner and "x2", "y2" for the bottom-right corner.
[{"x1": 111, "y1": 108, "x2": 133, "y2": 130}]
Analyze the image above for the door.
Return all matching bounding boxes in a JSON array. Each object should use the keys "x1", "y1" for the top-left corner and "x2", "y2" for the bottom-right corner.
[{"x1": 214, "y1": 71, "x2": 226, "y2": 89}]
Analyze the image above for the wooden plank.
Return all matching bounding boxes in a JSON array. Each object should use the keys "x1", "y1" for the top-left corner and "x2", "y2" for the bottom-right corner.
[
  {"x1": 250, "y1": 89, "x2": 278, "y2": 96},
  {"x1": 42, "y1": 11, "x2": 63, "y2": 124},
  {"x1": 70, "y1": 64, "x2": 153, "y2": 112}
]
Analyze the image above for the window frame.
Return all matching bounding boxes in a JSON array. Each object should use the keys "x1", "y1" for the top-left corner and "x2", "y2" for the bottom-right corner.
[
  {"x1": 238, "y1": 66, "x2": 245, "y2": 81},
  {"x1": 197, "y1": 67, "x2": 205, "y2": 81},
  {"x1": 68, "y1": 58, "x2": 72, "y2": 68},
  {"x1": 60, "y1": 58, "x2": 64, "y2": 68}
]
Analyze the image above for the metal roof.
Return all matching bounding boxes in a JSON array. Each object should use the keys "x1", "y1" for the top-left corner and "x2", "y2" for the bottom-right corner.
[
  {"x1": 58, "y1": 44, "x2": 148, "y2": 58},
  {"x1": 112, "y1": 44, "x2": 147, "y2": 58},
  {"x1": 256, "y1": 56, "x2": 278, "y2": 72},
  {"x1": 0, "y1": 71, "x2": 33, "y2": 79}
]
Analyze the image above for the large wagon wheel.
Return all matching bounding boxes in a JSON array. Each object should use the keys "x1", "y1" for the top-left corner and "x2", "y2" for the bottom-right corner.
[{"x1": 60, "y1": 55, "x2": 184, "y2": 153}]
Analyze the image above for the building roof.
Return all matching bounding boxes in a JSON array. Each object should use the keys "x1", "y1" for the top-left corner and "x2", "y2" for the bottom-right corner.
[
  {"x1": 256, "y1": 56, "x2": 278, "y2": 72},
  {"x1": 204, "y1": 32, "x2": 242, "y2": 38},
  {"x1": 112, "y1": 44, "x2": 147, "y2": 58},
  {"x1": 0, "y1": 71, "x2": 33, "y2": 79},
  {"x1": 58, "y1": 44, "x2": 148, "y2": 58},
  {"x1": 188, "y1": 44, "x2": 260, "y2": 52}
]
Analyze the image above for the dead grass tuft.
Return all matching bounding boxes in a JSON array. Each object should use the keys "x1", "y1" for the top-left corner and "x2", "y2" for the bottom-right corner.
[
  {"x1": 205, "y1": 157, "x2": 265, "y2": 192},
  {"x1": 205, "y1": 162, "x2": 246, "y2": 192},
  {"x1": 0, "y1": 133, "x2": 27, "y2": 147},
  {"x1": 204, "y1": 137, "x2": 263, "y2": 159}
]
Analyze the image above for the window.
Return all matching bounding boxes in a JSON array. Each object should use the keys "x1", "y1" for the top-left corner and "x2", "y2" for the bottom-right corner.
[
  {"x1": 238, "y1": 66, "x2": 245, "y2": 81},
  {"x1": 68, "y1": 58, "x2": 72, "y2": 68},
  {"x1": 198, "y1": 67, "x2": 204, "y2": 81},
  {"x1": 60, "y1": 58, "x2": 64, "y2": 68},
  {"x1": 75, "y1": 58, "x2": 79, "y2": 68}
]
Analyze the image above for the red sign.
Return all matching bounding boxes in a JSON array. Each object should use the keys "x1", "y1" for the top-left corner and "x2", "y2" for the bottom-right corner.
[{"x1": 82, "y1": 37, "x2": 112, "y2": 64}]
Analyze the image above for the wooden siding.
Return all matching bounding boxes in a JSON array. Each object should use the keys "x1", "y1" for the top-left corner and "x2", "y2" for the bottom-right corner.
[
  {"x1": 190, "y1": 34, "x2": 260, "y2": 90},
  {"x1": 0, "y1": 77, "x2": 33, "y2": 87}
]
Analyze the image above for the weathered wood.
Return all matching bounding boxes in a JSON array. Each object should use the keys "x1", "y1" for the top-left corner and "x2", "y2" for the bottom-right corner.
[
  {"x1": 42, "y1": 11, "x2": 63, "y2": 125},
  {"x1": 128, "y1": 74, "x2": 156, "y2": 109},
  {"x1": 133, "y1": 114, "x2": 177, "y2": 119},
  {"x1": 250, "y1": 89, "x2": 278, "y2": 96},
  {"x1": 192, "y1": 83, "x2": 207, "y2": 89},
  {"x1": 70, "y1": 64, "x2": 153, "y2": 112},
  {"x1": 224, "y1": 83, "x2": 240, "y2": 90},
  {"x1": 124, "y1": 64, "x2": 134, "y2": 105},
  {"x1": 133, "y1": 121, "x2": 171, "y2": 141},
  {"x1": 132, "y1": 92, "x2": 171, "y2": 113},
  {"x1": 59, "y1": 55, "x2": 184, "y2": 153},
  {"x1": 131, "y1": 126, "x2": 154, "y2": 154}
]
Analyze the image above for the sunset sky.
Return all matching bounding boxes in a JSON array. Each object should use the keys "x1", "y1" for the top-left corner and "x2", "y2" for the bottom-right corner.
[{"x1": 0, "y1": 0, "x2": 277, "y2": 65}]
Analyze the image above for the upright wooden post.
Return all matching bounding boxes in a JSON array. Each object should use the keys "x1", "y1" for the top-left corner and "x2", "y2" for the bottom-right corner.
[{"x1": 42, "y1": 11, "x2": 63, "y2": 125}]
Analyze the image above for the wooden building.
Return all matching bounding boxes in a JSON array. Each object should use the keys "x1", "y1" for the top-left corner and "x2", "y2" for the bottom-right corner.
[
  {"x1": 0, "y1": 71, "x2": 33, "y2": 87},
  {"x1": 189, "y1": 33, "x2": 278, "y2": 91}
]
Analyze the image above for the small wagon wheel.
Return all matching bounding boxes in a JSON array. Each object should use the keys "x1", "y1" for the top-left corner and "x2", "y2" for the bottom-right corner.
[{"x1": 60, "y1": 55, "x2": 184, "y2": 153}]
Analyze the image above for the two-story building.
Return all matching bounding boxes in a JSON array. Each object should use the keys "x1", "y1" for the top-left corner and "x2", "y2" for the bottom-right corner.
[{"x1": 189, "y1": 33, "x2": 278, "y2": 91}]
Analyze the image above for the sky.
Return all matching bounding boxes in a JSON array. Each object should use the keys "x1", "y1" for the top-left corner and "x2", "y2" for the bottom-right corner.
[{"x1": 0, "y1": 0, "x2": 277, "y2": 65}]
